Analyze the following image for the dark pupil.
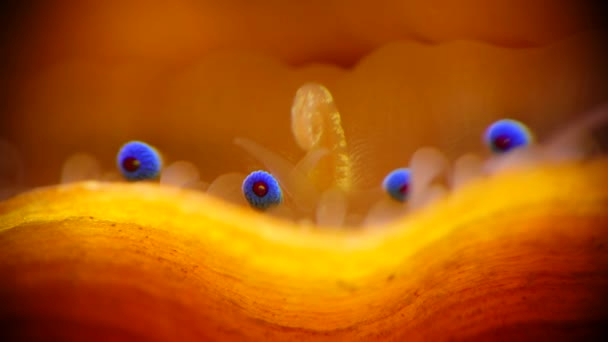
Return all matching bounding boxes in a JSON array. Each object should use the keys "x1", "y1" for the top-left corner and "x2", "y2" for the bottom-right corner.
[
  {"x1": 399, "y1": 184, "x2": 408, "y2": 195},
  {"x1": 252, "y1": 181, "x2": 268, "y2": 197},
  {"x1": 122, "y1": 157, "x2": 140, "y2": 172},
  {"x1": 493, "y1": 135, "x2": 512, "y2": 151}
]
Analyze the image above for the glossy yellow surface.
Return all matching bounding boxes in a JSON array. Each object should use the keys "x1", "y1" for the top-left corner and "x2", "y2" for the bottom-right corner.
[{"x1": 1, "y1": 159, "x2": 607, "y2": 340}]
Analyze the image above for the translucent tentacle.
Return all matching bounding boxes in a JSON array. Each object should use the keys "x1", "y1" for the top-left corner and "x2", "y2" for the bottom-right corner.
[
  {"x1": 234, "y1": 137, "x2": 319, "y2": 212},
  {"x1": 291, "y1": 83, "x2": 353, "y2": 192},
  {"x1": 160, "y1": 161, "x2": 200, "y2": 188},
  {"x1": 408, "y1": 147, "x2": 449, "y2": 210},
  {"x1": 544, "y1": 104, "x2": 608, "y2": 161},
  {"x1": 207, "y1": 172, "x2": 247, "y2": 206},
  {"x1": 363, "y1": 198, "x2": 408, "y2": 227},
  {"x1": 315, "y1": 188, "x2": 347, "y2": 227},
  {"x1": 451, "y1": 154, "x2": 484, "y2": 189},
  {"x1": 61, "y1": 153, "x2": 102, "y2": 184}
]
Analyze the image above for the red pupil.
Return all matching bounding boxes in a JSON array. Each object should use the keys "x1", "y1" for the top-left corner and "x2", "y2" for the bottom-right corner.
[
  {"x1": 399, "y1": 184, "x2": 408, "y2": 195},
  {"x1": 122, "y1": 157, "x2": 140, "y2": 172},
  {"x1": 252, "y1": 181, "x2": 268, "y2": 197},
  {"x1": 494, "y1": 135, "x2": 512, "y2": 150}
]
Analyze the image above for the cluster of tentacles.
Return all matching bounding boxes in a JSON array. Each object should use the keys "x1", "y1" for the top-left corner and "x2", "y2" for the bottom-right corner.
[{"x1": 38, "y1": 83, "x2": 607, "y2": 228}]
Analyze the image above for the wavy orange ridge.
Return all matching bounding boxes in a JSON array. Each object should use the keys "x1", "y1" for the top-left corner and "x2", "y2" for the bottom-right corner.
[{"x1": 1, "y1": 158, "x2": 608, "y2": 340}]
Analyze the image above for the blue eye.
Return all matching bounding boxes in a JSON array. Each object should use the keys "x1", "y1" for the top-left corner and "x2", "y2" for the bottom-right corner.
[
  {"x1": 116, "y1": 141, "x2": 162, "y2": 181},
  {"x1": 382, "y1": 168, "x2": 411, "y2": 202},
  {"x1": 484, "y1": 119, "x2": 533, "y2": 153},
  {"x1": 242, "y1": 170, "x2": 282, "y2": 210}
]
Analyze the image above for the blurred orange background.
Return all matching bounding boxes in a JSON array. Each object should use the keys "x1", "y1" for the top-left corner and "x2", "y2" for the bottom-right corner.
[{"x1": 1, "y1": 0, "x2": 607, "y2": 187}]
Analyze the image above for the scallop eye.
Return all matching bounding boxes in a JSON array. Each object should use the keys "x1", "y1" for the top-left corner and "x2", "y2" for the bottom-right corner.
[
  {"x1": 242, "y1": 170, "x2": 282, "y2": 210},
  {"x1": 116, "y1": 141, "x2": 162, "y2": 181},
  {"x1": 382, "y1": 168, "x2": 411, "y2": 202},
  {"x1": 484, "y1": 119, "x2": 533, "y2": 153}
]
